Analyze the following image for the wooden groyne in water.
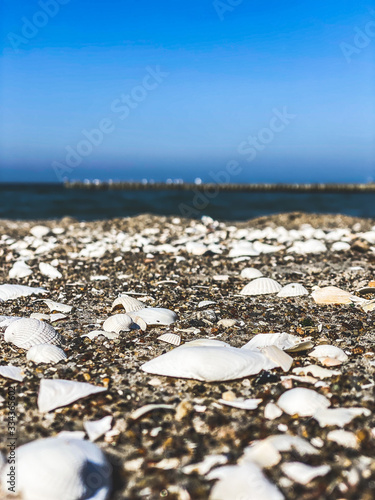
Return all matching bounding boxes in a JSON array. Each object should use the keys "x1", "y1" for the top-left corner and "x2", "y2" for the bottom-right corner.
[{"x1": 64, "y1": 181, "x2": 375, "y2": 193}]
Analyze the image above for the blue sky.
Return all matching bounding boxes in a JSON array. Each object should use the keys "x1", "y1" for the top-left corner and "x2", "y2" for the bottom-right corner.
[{"x1": 0, "y1": 0, "x2": 374, "y2": 183}]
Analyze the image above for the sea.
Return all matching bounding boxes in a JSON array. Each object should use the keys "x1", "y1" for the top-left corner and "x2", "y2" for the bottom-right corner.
[{"x1": 0, "y1": 183, "x2": 374, "y2": 221}]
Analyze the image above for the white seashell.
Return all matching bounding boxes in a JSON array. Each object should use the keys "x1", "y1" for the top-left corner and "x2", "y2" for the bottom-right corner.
[
  {"x1": 240, "y1": 277, "x2": 282, "y2": 296},
  {"x1": 39, "y1": 262, "x2": 62, "y2": 279},
  {"x1": 0, "y1": 315, "x2": 22, "y2": 328},
  {"x1": 182, "y1": 455, "x2": 228, "y2": 475},
  {"x1": 277, "y1": 388, "x2": 330, "y2": 416},
  {"x1": 247, "y1": 434, "x2": 318, "y2": 457},
  {"x1": 141, "y1": 344, "x2": 276, "y2": 382},
  {"x1": 293, "y1": 365, "x2": 341, "y2": 379},
  {"x1": 103, "y1": 314, "x2": 133, "y2": 333},
  {"x1": 182, "y1": 339, "x2": 231, "y2": 348},
  {"x1": 130, "y1": 315, "x2": 148, "y2": 331},
  {"x1": 0, "y1": 436, "x2": 112, "y2": 500},
  {"x1": 218, "y1": 398, "x2": 262, "y2": 410},
  {"x1": 128, "y1": 307, "x2": 177, "y2": 326},
  {"x1": 84, "y1": 416, "x2": 113, "y2": 442},
  {"x1": 331, "y1": 241, "x2": 350, "y2": 252},
  {"x1": 198, "y1": 300, "x2": 216, "y2": 308},
  {"x1": 327, "y1": 430, "x2": 359, "y2": 448},
  {"x1": 9, "y1": 261, "x2": 32, "y2": 279},
  {"x1": 228, "y1": 242, "x2": 260, "y2": 258},
  {"x1": 309, "y1": 345, "x2": 348, "y2": 363},
  {"x1": 111, "y1": 294, "x2": 146, "y2": 313},
  {"x1": 241, "y1": 439, "x2": 282, "y2": 468},
  {"x1": 217, "y1": 318, "x2": 237, "y2": 327},
  {"x1": 27, "y1": 344, "x2": 67, "y2": 364},
  {"x1": 30, "y1": 313, "x2": 50, "y2": 320},
  {"x1": 82, "y1": 330, "x2": 119, "y2": 340},
  {"x1": 50, "y1": 313, "x2": 67, "y2": 322},
  {"x1": 38, "y1": 379, "x2": 107, "y2": 413},
  {"x1": 4, "y1": 318, "x2": 61, "y2": 349},
  {"x1": 207, "y1": 463, "x2": 284, "y2": 500},
  {"x1": 252, "y1": 241, "x2": 284, "y2": 254},
  {"x1": 311, "y1": 286, "x2": 352, "y2": 305},
  {"x1": 157, "y1": 333, "x2": 181, "y2": 346},
  {"x1": 362, "y1": 299, "x2": 375, "y2": 312},
  {"x1": 130, "y1": 403, "x2": 175, "y2": 420},
  {"x1": 287, "y1": 239, "x2": 327, "y2": 255},
  {"x1": 264, "y1": 402, "x2": 283, "y2": 420},
  {"x1": 277, "y1": 283, "x2": 309, "y2": 298},
  {"x1": 313, "y1": 407, "x2": 371, "y2": 427},
  {"x1": 57, "y1": 431, "x2": 86, "y2": 440},
  {"x1": 240, "y1": 267, "x2": 263, "y2": 280},
  {"x1": 0, "y1": 365, "x2": 24, "y2": 382},
  {"x1": 261, "y1": 346, "x2": 293, "y2": 372},
  {"x1": 41, "y1": 299, "x2": 72, "y2": 313},
  {"x1": 0, "y1": 284, "x2": 47, "y2": 301},
  {"x1": 281, "y1": 462, "x2": 330, "y2": 485},
  {"x1": 242, "y1": 332, "x2": 312, "y2": 352},
  {"x1": 30, "y1": 224, "x2": 50, "y2": 238}
]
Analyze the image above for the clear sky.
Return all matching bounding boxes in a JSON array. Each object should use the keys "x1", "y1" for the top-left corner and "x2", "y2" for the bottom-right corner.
[{"x1": 0, "y1": 0, "x2": 374, "y2": 183}]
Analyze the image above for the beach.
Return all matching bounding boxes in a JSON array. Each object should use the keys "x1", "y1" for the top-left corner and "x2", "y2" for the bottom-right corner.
[{"x1": 0, "y1": 212, "x2": 375, "y2": 499}]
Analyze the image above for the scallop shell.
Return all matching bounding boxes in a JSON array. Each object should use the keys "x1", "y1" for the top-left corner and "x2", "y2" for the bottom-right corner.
[
  {"x1": 157, "y1": 333, "x2": 181, "y2": 346},
  {"x1": 277, "y1": 283, "x2": 309, "y2": 297},
  {"x1": 0, "y1": 284, "x2": 47, "y2": 301},
  {"x1": 103, "y1": 314, "x2": 133, "y2": 333},
  {"x1": 281, "y1": 462, "x2": 330, "y2": 485},
  {"x1": 277, "y1": 387, "x2": 330, "y2": 416},
  {"x1": 240, "y1": 278, "x2": 282, "y2": 296},
  {"x1": 0, "y1": 436, "x2": 112, "y2": 500},
  {"x1": 242, "y1": 332, "x2": 312, "y2": 352},
  {"x1": 311, "y1": 286, "x2": 352, "y2": 304},
  {"x1": 240, "y1": 268, "x2": 263, "y2": 280},
  {"x1": 141, "y1": 345, "x2": 276, "y2": 382},
  {"x1": 84, "y1": 416, "x2": 113, "y2": 442},
  {"x1": 313, "y1": 407, "x2": 370, "y2": 428},
  {"x1": 39, "y1": 262, "x2": 62, "y2": 279},
  {"x1": 0, "y1": 365, "x2": 24, "y2": 382},
  {"x1": 9, "y1": 261, "x2": 32, "y2": 279},
  {"x1": 308, "y1": 345, "x2": 348, "y2": 363},
  {"x1": 27, "y1": 344, "x2": 67, "y2": 364},
  {"x1": 111, "y1": 294, "x2": 146, "y2": 313},
  {"x1": 38, "y1": 379, "x2": 107, "y2": 413},
  {"x1": 128, "y1": 307, "x2": 177, "y2": 326},
  {"x1": 4, "y1": 318, "x2": 61, "y2": 349}
]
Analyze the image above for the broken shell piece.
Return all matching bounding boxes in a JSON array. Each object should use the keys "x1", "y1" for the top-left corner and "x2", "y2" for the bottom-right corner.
[
  {"x1": 50, "y1": 313, "x2": 67, "y2": 323},
  {"x1": 38, "y1": 379, "x2": 107, "y2": 413},
  {"x1": 293, "y1": 365, "x2": 341, "y2": 379},
  {"x1": 39, "y1": 262, "x2": 62, "y2": 279},
  {"x1": 313, "y1": 407, "x2": 371, "y2": 428},
  {"x1": 0, "y1": 365, "x2": 24, "y2": 382},
  {"x1": 9, "y1": 261, "x2": 32, "y2": 279},
  {"x1": 103, "y1": 314, "x2": 133, "y2": 333},
  {"x1": 130, "y1": 403, "x2": 175, "y2": 421},
  {"x1": 217, "y1": 318, "x2": 237, "y2": 327},
  {"x1": 240, "y1": 268, "x2": 263, "y2": 280},
  {"x1": 218, "y1": 398, "x2": 262, "y2": 410},
  {"x1": 309, "y1": 345, "x2": 348, "y2": 364},
  {"x1": 0, "y1": 284, "x2": 47, "y2": 301},
  {"x1": 198, "y1": 300, "x2": 216, "y2": 308},
  {"x1": 128, "y1": 307, "x2": 177, "y2": 326},
  {"x1": 261, "y1": 346, "x2": 293, "y2": 372},
  {"x1": 27, "y1": 344, "x2": 67, "y2": 364},
  {"x1": 111, "y1": 294, "x2": 146, "y2": 313},
  {"x1": 327, "y1": 430, "x2": 359, "y2": 448},
  {"x1": 281, "y1": 462, "x2": 330, "y2": 485},
  {"x1": 41, "y1": 299, "x2": 72, "y2": 313},
  {"x1": 84, "y1": 416, "x2": 113, "y2": 442},
  {"x1": 130, "y1": 315, "x2": 147, "y2": 331},
  {"x1": 242, "y1": 332, "x2": 312, "y2": 353},
  {"x1": 82, "y1": 330, "x2": 119, "y2": 340},
  {"x1": 277, "y1": 388, "x2": 330, "y2": 416},
  {"x1": 240, "y1": 278, "x2": 282, "y2": 296},
  {"x1": 277, "y1": 283, "x2": 309, "y2": 298},
  {"x1": 311, "y1": 286, "x2": 352, "y2": 305},
  {"x1": 182, "y1": 455, "x2": 228, "y2": 475},
  {"x1": 30, "y1": 224, "x2": 50, "y2": 238},
  {"x1": 30, "y1": 313, "x2": 50, "y2": 321},
  {"x1": 157, "y1": 333, "x2": 181, "y2": 346},
  {"x1": 264, "y1": 402, "x2": 283, "y2": 420},
  {"x1": 4, "y1": 318, "x2": 61, "y2": 349}
]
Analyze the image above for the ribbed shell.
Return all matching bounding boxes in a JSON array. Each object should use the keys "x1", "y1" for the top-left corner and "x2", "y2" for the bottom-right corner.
[
  {"x1": 240, "y1": 268, "x2": 263, "y2": 280},
  {"x1": 111, "y1": 294, "x2": 146, "y2": 313},
  {"x1": 27, "y1": 344, "x2": 67, "y2": 364},
  {"x1": 4, "y1": 318, "x2": 61, "y2": 349},
  {"x1": 103, "y1": 314, "x2": 133, "y2": 333},
  {"x1": 157, "y1": 333, "x2": 181, "y2": 346},
  {"x1": 0, "y1": 437, "x2": 112, "y2": 500},
  {"x1": 0, "y1": 284, "x2": 47, "y2": 301},
  {"x1": 240, "y1": 278, "x2": 282, "y2": 296},
  {"x1": 277, "y1": 283, "x2": 309, "y2": 297},
  {"x1": 311, "y1": 286, "x2": 352, "y2": 304},
  {"x1": 277, "y1": 388, "x2": 330, "y2": 416},
  {"x1": 128, "y1": 307, "x2": 177, "y2": 326}
]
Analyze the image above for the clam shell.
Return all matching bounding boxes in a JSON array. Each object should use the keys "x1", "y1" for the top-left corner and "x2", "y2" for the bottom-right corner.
[
  {"x1": 39, "y1": 262, "x2": 62, "y2": 279},
  {"x1": 281, "y1": 462, "x2": 330, "y2": 485},
  {"x1": 4, "y1": 318, "x2": 61, "y2": 349},
  {"x1": 27, "y1": 344, "x2": 67, "y2": 364},
  {"x1": 84, "y1": 416, "x2": 113, "y2": 442},
  {"x1": 0, "y1": 284, "x2": 47, "y2": 301},
  {"x1": 242, "y1": 332, "x2": 311, "y2": 352},
  {"x1": 111, "y1": 294, "x2": 146, "y2": 313},
  {"x1": 9, "y1": 261, "x2": 32, "y2": 279},
  {"x1": 240, "y1": 278, "x2": 282, "y2": 296},
  {"x1": 313, "y1": 407, "x2": 371, "y2": 428},
  {"x1": 0, "y1": 365, "x2": 24, "y2": 382},
  {"x1": 308, "y1": 345, "x2": 348, "y2": 363},
  {"x1": 311, "y1": 286, "x2": 352, "y2": 304},
  {"x1": 38, "y1": 379, "x2": 107, "y2": 413},
  {"x1": 277, "y1": 283, "x2": 309, "y2": 297},
  {"x1": 277, "y1": 387, "x2": 330, "y2": 416},
  {"x1": 141, "y1": 345, "x2": 276, "y2": 382},
  {"x1": 157, "y1": 333, "x2": 181, "y2": 346},
  {"x1": 128, "y1": 307, "x2": 177, "y2": 326},
  {"x1": 240, "y1": 268, "x2": 263, "y2": 280},
  {"x1": 103, "y1": 314, "x2": 133, "y2": 333},
  {"x1": 0, "y1": 436, "x2": 112, "y2": 500}
]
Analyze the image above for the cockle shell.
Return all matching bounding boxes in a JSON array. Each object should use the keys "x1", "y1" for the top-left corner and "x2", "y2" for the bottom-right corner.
[
  {"x1": 308, "y1": 345, "x2": 348, "y2": 363},
  {"x1": 240, "y1": 278, "x2": 282, "y2": 296},
  {"x1": 141, "y1": 344, "x2": 276, "y2": 382},
  {"x1": 9, "y1": 261, "x2": 32, "y2": 279},
  {"x1": 281, "y1": 462, "x2": 330, "y2": 485},
  {"x1": 0, "y1": 284, "x2": 47, "y2": 301},
  {"x1": 311, "y1": 286, "x2": 352, "y2": 304},
  {"x1": 84, "y1": 416, "x2": 113, "y2": 442},
  {"x1": 4, "y1": 318, "x2": 61, "y2": 349},
  {"x1": 242, "y1": 332, "x2": 313, "y2": 352},
  {"x1": 313, "y1": 407, "x2": 371, "y2": 428},
  {"x1": 128, "y1": 307, "x2": 177, "y2": 326},
  {"x1": 27, "y1": 344, "x2": 67, "y2": 364},
  {"x1": 240, "y1": 268, "x2": 263, "y2": 280},
  {"x1": 0, "y1": 365, "x2": 24, "y2": 382},
  {"x1": 277, "y1": 387, "x2": 330, "y2": 416},
  {"x1": 38, "y1": 379, "x2": 107, "y2": 413},
  {"x1": 111, "y1": 294, "x2": 146, "y2": 313},
  {"x1": 0, "y1": 437, "x2": 112, "y2": 500},
  {"x1": 277, "y1": 283, "x2": 309, "y2": 297},
  {"x1": 39, "y1": 262, "x2": 62, "y2": 279},
  {"x1": 103, "y1": 314, "x2": 133, "y2": 333},
  {"x1": 157, "y1": 333, "x2": 181, "y2": 346}
]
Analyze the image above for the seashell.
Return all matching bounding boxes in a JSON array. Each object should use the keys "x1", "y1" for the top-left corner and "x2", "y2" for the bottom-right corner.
[
  {"x1": 331, "y1": 241, "x2": 351, "y2": 252},
  {"x1": 198, "y1": 300, "x2": 216, "y2": 308},
  {"x1": 82, "y1": 330, "x2": 119, "y2": 340},
  {"x1": 128, "y1": 307, "x2": 177, "y2": 326},
  {"x1": 261, "y1": 346, "x2": 293, "y2": 372},
  {"x1": 0, "y1": 284, "x2": 47, "y2": 301},
  {"x1": 362, "y1": 299, "x2": 375, "y2": 312},
  {"x1": 207, "y1": 463, "x2": 284, "y2": 500},
  {"x1": 0, "y1": 436, "x2": 112, "y2": 500},
  {"x1": 141, "y1": 344, "x2": 276, "y2": 382},
  {"x1": 9, "y1": 260, "x2": 32, "y2": 279},
  {"x1": 217, "y1": 318, "x2": 237, "y2": 327},
  {"x1": 84, "y1": 416, "x2": 113, "y2": 442},
  {"x1": 103, "y1": 314, "x2": 133, "y2": 333},
  {"x1": 27, "y1": 344, "x2": 67, "y2": 364},
  {"x1": 157, "y1": 333, "x2": 181, "y2": 346},
  {"x1": 30, "y1": 224, "x2": 50, "y2": 238},
  {"x1": 293, "y1": 364, "x2": 341, "y2": 379},
  {"x1": 218, "y1": 398, "x2": 262, "y2": 410},
  {"x1": 0, "y1": 365, "x2": 24, "y2": 382},
  {"x1": 130, "y1": 403, "x2": 175, "y2": 420},
  {"x1": 308, "y1": 345, "x2": 348, "y2": 363},
  {"x1": 38, "y1": 379, "x2": 107, "y2": 413},
  {"x1": 313, "y1": 407, "x2": 371, "y2": 428},
  {"x1": 311, "y1": 286, "x2": 352, "y2": 304},
  {"x1": 130, "y1": 315, "x2": 148, "y2": 331},
  {"x1": 41, "y1": 299, "x2": 72, "y2": 313},
  {"x1": 4, "y1": 318, "x2": 61, "y2": 349},
  {"x1": 287, "y1": 239, "x2": 327, "y2": 255},
  {"x1": 277, "y1": 283, "x2": 309, "y2": 298},
  {"x1": 281, "y1": 462, "x2": 330, "y2": 485},
  {"x1": 240, "y1": 267, "x2": 263, "y2": 280},
  {"x1": 242, "y1": 332, "x2": 312, "y2": 352},
  {"x1": 50, "y1": 313, "x2": 68, "y2": 322},
  {"x1": 57, "y1": 431, "x2": 86, "y2": 440},
  {"x1": 277, "y1": 387, "x2": 330, "y2": 416},
  {"x1": 240, "y1": 277, "x2": 282, "y2": 296},
  {"x1": 182, "y1": 338, "x2": 231, "y2": 348},
  {"x1": 228, "y1": 242, "x2": 260, "y2": 258},
  {"x1": 39, "y1": 262, "x2": 62, "y2": 279},
  {"x1": 264, "y1": 402, "x2": 283, "y2": 420},
  {"x1": 111, "y1": 294, "x2": 146, "y2": 313},
  {"x1": 327, "y1": 430, "x2": 359, "y2": 448},
  {"x1": 0, "y1": 315, "x2": 22, "y2": 328},
  {"x1": 182, "y1": 455, "x2": 228, "y2": 475}
]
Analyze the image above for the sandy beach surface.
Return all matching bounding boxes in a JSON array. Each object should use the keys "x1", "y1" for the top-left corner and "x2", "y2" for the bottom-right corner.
[{"x1": 0, "y1": 212, "x2": 375, "y2": 500}]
